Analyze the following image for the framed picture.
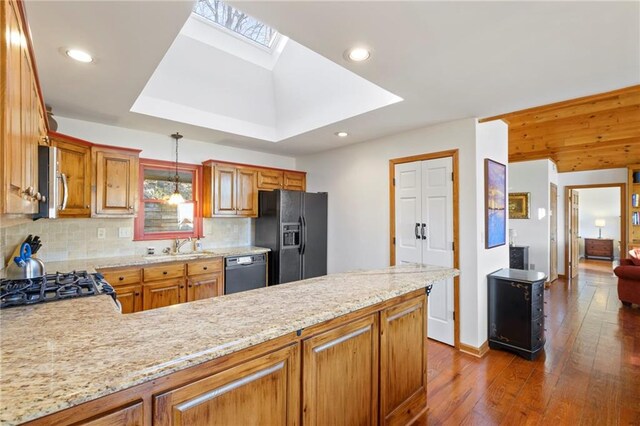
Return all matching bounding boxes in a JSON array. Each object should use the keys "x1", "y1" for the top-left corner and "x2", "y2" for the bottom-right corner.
[
  {"x1": 484, "y1": 159, "x2": 506, "y2": 249},
  {"x1": 509, "y1": 192, "x2": 530, "y2": 219}
]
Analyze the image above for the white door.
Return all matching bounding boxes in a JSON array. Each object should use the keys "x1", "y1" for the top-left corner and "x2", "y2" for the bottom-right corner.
[
  {"x1": 395, "y1": 162, "x2": 422, "y2": 265},
  {"x1": 394, "y1": 157, "x2": 455, "y2": 346},
  {"x1": 422, "y1": 158, "x2": 454, "y2": 346}
]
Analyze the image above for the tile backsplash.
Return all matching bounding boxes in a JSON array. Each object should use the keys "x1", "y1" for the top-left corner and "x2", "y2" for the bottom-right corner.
[{"x1": 1, "y1": 218, "x2": 253, "y2": 270}]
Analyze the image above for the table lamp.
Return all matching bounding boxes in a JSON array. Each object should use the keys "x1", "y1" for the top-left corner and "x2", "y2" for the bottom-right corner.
[{"x1": 595, "y1": 219, "x2": 605, "y2": 238}]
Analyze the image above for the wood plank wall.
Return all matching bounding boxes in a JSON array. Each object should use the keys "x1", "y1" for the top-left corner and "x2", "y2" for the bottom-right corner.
[{"x1": 480, "y1": 85, "x2": 640, "y2": 172}]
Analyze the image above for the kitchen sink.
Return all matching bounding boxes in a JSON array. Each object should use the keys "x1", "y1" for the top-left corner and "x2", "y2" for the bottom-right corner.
[{"x1": 143, "y1": 252, "x2": 210, "y2": 261}]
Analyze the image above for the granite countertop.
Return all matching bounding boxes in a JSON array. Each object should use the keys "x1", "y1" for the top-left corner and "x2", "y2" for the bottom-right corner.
[
  {"x1": 1, "y1": 246, "x2": 270, "y2": 278},
  {"x1": 0, "y1": 263, "x2": 458, "y2": 425}
]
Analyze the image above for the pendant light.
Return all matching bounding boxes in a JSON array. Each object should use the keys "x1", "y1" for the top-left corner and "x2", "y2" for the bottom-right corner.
[{"x1": 167, "y1": 132, "x2": 185, "y2": 205}]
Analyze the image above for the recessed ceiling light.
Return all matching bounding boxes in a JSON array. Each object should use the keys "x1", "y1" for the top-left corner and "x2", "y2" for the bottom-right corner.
[
  {"x1": 335, "y1": 131, "x2": 349, "y2": 137},
  {"x1": 346, "y1": 47, "x2": 370, "y2": 62},
  {"x1": 66, "y1": 49, "x2": 93, "y2": 63}
]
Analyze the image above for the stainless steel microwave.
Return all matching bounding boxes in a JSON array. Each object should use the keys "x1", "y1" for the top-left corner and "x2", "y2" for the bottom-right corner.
[{"x1": 34, "y1": 145, "x2": 62, "y2": 219}]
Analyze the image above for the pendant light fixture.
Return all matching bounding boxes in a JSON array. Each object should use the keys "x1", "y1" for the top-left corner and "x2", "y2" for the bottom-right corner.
[{"x1": 167, "y1": 132, "x2": 185, "y2": 205}]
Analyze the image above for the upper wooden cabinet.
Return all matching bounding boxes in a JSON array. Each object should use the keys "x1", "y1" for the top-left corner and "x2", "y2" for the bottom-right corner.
[
  {"x1": 203, "y1": 160, "x2": 306, "y2": 218},
  {"x1": 1, "y1": 0, "x2": 47, "y2": 215},
  {"x1": 204, "y1": 162, "x2": 258, "y2": 218},
  {"x1": 92, "y1": 147, "x2": 138, "y2": 216},
  {"x1": 284, "y1": 171, "x2": 306, "y2": 191},
  {"x1": 52, "y1": 137, "x2": 92, "y2": 217}
]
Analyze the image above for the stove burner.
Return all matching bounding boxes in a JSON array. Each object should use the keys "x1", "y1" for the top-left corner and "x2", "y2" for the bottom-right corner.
[{"x1": 0, "y1": 271, "x2": 115, "y2": 309}]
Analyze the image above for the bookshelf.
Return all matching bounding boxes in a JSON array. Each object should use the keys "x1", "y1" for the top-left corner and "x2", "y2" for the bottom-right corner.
[{"x1": 628, "y1": 164, "x2": 640, "y2": 251}]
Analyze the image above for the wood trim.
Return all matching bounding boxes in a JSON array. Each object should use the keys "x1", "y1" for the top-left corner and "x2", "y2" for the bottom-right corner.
[
  {"x1": 479, "y1": 84, "x2": 640, "y2": 124},
  {"x1": 458, "y1": 341, "x2": 489, "y2": 358},
  {"x1": 388, "y1": 149, "x2": 460, "y2": 349},
  {"x1": 563, "y1": 183, "x2": 626, "y2": 277},
  {"x1": 203, "y1": 159, "x2": 305, "y2": 175},
  {"x1": 48, "y1": 131, "x2": 142, "y2": 153},
  {"x1": 15, "y1": 0, "x2": 47, "y2": 132}
]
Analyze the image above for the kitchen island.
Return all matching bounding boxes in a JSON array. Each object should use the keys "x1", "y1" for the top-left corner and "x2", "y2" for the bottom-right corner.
[{"x1": 0, "y1": 264, "x2": 458, "y2": 426}]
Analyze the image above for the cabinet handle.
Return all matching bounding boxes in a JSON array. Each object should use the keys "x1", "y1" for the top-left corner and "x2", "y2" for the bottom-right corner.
[
  {"x1": 180, "y1": 285, "x2": 185, "y2": 289},
  {"x1": 86, "y1": 205, "x2": 90, "y2": 209},
  {"x1": 203, "y1": 266, "x2": 208, "y2": 270},
  {"x1": 188, "y1": 284, "x2": 193, "y2": 288},
  {"x1": 119, "y1": 276, "x2": 124, "y2": 281},
  {"x1": 59, "y1": 173, "x2": 68, "y2": 210},
  {"x1": 163, "y1": 271, "x2": 168, "y2": 275},
  {"x1": 134, "y1": 292, "x2": 140, "y2": 296}
]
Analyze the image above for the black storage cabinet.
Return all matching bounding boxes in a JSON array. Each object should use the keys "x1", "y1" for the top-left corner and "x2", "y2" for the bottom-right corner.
[
  {"x1": 509, "y1": 246, "x2": 529, "y2": 270},
  {"x1": 487, "y1": 268, "x2": 547, "y2": 360}
]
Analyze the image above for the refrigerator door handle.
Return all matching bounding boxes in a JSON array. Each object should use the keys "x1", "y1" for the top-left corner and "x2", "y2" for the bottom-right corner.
[
  {"x1": 298, "y1": 216, "x2": 306, "y2": 254},
  {"x1": 301, "y1": 216, "x2": 307, "y2": 255}
]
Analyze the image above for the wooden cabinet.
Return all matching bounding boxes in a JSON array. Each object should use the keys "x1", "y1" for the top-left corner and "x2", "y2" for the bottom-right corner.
[
  {"x1": 380, "y1": 297, "x2": 427, "y2": 426},
  {"x1": 186, "y1": 258, "x2": 223, "y2": 302},
  {"x1": 488, "y1": 269, "x2": 547, "y2": 360},
  {"x1": 82, "y1": 402, "x2": 144, "y2": 426},
  {"x1": 1, "y1": 0, "x2": 46, "y2": 215},
  {"x1": 257, "y1": 169, "x2": 284, "y2": 190},
  {"x1": 204, "y1": 163, "x2": 257, "y2": 217},
  {"x1": 154, "y1": 344, "x2": 300, "y2": 426},
  {"x1": 284, "y1": 171, "x2": 306, "y2": 191},
  {"x1": 114, "y1": 284, "x2": 143, "y2": 314},
  {"x1": 52, "y1": 137, "x2": 92, "y2": 217},
  {"x1": 143, "y1": 263, "x2": 185, "y2": 281},
  {"x1": 93, "y1": 147, "x2": 138, "y2": 216},
  {"x1": 584, "y1": 238, "x2": 614, "y2": 260},
  {"x1": 143, "y1": 278, "x2": 186, "y2": 311},
  {"x1": 302, "y1": 314, "x2": 378, "y2": 426}
]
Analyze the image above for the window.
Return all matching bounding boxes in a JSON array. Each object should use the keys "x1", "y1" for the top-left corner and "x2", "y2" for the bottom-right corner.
[
  {"x1": 192, "y1": 0, "x2": 278, "y2": 48},
  {"x1": 134, "y1": 160, "x2": 203, "y2": 241}
]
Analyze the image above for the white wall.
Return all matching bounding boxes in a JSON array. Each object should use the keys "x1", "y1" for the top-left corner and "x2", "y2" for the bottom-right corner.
[
  {"x1": 55, "y1": 116, "x2": 296, "y2": 169},
  {"x1": 297, "y1": 117, "x2": 509, "y2": 349},
  {"x1": 557, "y1": 168, "x2": 626, "y2": 274},
  {"x1": 577, "y1": 187, "x2": 621, "y2": 257},
  {"x1": 508, "y1": 159, "x2": 558, "y2": 277}
]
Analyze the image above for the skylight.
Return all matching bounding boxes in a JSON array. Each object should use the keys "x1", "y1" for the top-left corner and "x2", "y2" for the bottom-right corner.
[{"x1": 192, "y1": 0, "x2": 277, "y2": 48}]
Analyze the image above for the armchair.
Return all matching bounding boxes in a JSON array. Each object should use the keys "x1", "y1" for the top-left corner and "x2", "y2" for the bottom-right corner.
[{"x1": 613, "y1": 259, "x2": 640, "y2": 306}]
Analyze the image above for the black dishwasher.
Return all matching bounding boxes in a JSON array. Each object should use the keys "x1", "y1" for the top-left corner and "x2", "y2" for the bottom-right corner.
[{"x1": 224, "y1": 254, "x2": 267, "y2": 295}]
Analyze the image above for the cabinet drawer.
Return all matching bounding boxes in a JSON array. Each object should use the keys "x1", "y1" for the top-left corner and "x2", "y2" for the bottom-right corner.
[
  {"x1": 187, "y1": 258, "x2": 223, "y2": 276},
  {"x1": 100, "y1": 267, "x2": 142, "y2": 286},
  {"x1": 143, "y1": 263, "x2": 185, "y2": 281}
]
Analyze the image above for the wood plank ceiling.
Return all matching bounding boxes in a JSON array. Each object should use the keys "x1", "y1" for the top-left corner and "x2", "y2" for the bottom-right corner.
[{"x1": 480, "y1": 85, "x2": 640, "y2": 172}]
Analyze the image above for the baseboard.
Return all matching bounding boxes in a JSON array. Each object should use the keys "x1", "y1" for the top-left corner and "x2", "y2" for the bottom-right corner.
[{"x1": 458, "y1": 341, "x2": 489, "y2": 358}]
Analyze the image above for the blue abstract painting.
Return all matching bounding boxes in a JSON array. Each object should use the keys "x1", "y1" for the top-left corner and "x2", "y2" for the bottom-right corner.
[{"x1": 485, "y1": 159, "x2": 506, "y2": 249}]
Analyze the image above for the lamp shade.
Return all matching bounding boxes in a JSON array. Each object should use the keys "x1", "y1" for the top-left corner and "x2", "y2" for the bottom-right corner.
[{"x1": 595, "y1": 219, "x2": 606, "y2": 227}]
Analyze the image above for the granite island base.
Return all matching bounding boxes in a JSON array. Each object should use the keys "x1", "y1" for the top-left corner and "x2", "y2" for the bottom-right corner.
[{"x1": 0, "y1": 264, "x2": 458, "y2": 426}]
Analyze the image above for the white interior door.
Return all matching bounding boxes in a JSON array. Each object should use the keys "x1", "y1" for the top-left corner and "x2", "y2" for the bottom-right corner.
[
  {"x1": 395, "y1": 162, "x2": 422, "y2": 264},
  {"x1": 421, "y1": 158, "x2": 454, "y2": 346}
]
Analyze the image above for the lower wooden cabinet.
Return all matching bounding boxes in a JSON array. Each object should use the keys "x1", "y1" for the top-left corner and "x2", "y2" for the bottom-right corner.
[
  {"x1": 154, "y1": 344, "x2": 300, "y2": 426},
  {"x1": 82, "y1": 401, "x2": 144, "y2": 426},
  {"x1": 115, "y1": 284, "x2": 143, "y2": 314},
  {"x1": 187, "y1": 273, "x2": 222, "y2": 302},
  {"x1": 142, "y1": 279, "x2": 186, "y2": 311},
  {"x1": 379, "y1": 296, "x2": 427, "y2": 426},
  {"x1": 302, "y1": 314, "x2": 378, "y2": 426}
]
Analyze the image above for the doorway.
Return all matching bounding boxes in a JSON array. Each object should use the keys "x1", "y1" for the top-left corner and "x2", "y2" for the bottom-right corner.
[
  {"x1": 564, "y1": 184, "x2": 626, "y2": 277},
  {"x1": 389, "y1": 150, "x2": 459, "y2": 348}
]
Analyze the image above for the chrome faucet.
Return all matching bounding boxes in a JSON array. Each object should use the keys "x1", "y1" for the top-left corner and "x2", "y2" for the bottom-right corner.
[{"x1": 174, "y1": 238, "x2": 192, "y2": 254}]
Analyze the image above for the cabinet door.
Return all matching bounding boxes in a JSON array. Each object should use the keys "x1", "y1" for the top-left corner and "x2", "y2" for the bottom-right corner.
[
  {"x1": 283, "y1": 171, "x2": 306, "y2": 191},
  {"x1": 187, "y1": 272, "x2": 223, "y2": 302},
  {"x1": 94, "y1": 148, "x2": 138, "y2": 216},
  {"x1": 302, "y1": 315, "x2": 378, "y2": 426},
  {"x1": 82, "y1": 401, "x2": 144, "y2": 426},
  {"x1": 214, "y1": 165, "x2": 236, "y2": 216},
  {"x1": 380, "y1": 296, "x2": 427, "y2": 426},
  {"x1": 142, "y1": 279, "x2": 186, "y2": 311},
  {"x1": 154, "y1": 344, "x2": 300, "y2": 426},
  {"x1": 20, "y1": 48, "x2": 38, "y2": 214},
  {"x1": 236, "y1": 167, "x2": 258, "y2": 217},
  {"x1": 114, "y1": 284, "x2": 143, "y2": 314},
  {"x1": 54, "y1": 139, "x2": 91, "y2": 217},
  {"x1": 257, "y1": 169, "x2": 284, "y2": 190}
]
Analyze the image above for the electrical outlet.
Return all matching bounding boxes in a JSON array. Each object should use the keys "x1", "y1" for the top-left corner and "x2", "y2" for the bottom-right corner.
[
  {"x1": 97, "y1": 228, "x2": 106, "y2": 239},
  {"x1": 530, "y1": 263, "x2": 535, "y2": 270},
  {"x1": 118, "y1": 227, "x2": 132, "y2": 238}
]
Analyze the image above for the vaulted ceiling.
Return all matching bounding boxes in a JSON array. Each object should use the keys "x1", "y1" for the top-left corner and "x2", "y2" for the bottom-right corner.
[{"x1": 481, "y1": 85, "x2": 640, "y2": 172}]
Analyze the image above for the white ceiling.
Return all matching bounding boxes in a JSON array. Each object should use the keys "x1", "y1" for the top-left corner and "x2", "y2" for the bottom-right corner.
[{"x1": 26, "y1": 1, "x2": 640, "y2": 156}]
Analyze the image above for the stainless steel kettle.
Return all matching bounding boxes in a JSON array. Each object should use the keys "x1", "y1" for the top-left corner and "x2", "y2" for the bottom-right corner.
[{"x1": 6, "y1": 243, "x2": 45, "y2": 280}]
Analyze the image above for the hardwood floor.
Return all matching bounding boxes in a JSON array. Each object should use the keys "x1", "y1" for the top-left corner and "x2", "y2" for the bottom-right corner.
[
  {"x1": 579, "y1": 258, "x2": 616, "y2": 275},
  {"x1": 418, "y1": 268, "x2": 640, "y2": 425}
]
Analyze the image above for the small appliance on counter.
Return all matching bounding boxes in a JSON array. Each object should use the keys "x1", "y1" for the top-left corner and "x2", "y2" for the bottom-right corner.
[
  {"x1": 5, "y1": 237, "x2": 45, "y2": 280},
  {"x1": 0, "y1": 271, "x2": 116, "y2": 309}
]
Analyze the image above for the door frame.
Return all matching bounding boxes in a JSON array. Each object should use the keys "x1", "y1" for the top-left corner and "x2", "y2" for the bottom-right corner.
[
  {"x1": 389, "y1": 149, "x2": 460, "y2": 349},
  {"x1": 550, "y1": 183, "x2": 558, "y2": 282},
  {"x1": 563, "y1": 183, "x2": 626, "y2": 278}
]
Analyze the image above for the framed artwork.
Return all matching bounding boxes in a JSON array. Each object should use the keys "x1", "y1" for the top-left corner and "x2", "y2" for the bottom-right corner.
[
  {"x1": 484, "y1": 159, "x2": 506, "y2": 249},
  {"x1": 509, "y1": 192, "x2": 530, "y2": 219}
]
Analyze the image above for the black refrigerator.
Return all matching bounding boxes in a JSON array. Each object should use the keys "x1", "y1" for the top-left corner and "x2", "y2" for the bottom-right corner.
[{"x1": 255, "y1": 190, "x2": 327, "y2": 285}]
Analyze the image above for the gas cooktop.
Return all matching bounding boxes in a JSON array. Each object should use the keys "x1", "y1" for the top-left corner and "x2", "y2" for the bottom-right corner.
[{"x1": 0, "y1": 271, "x2": 116, "y2": 309}]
